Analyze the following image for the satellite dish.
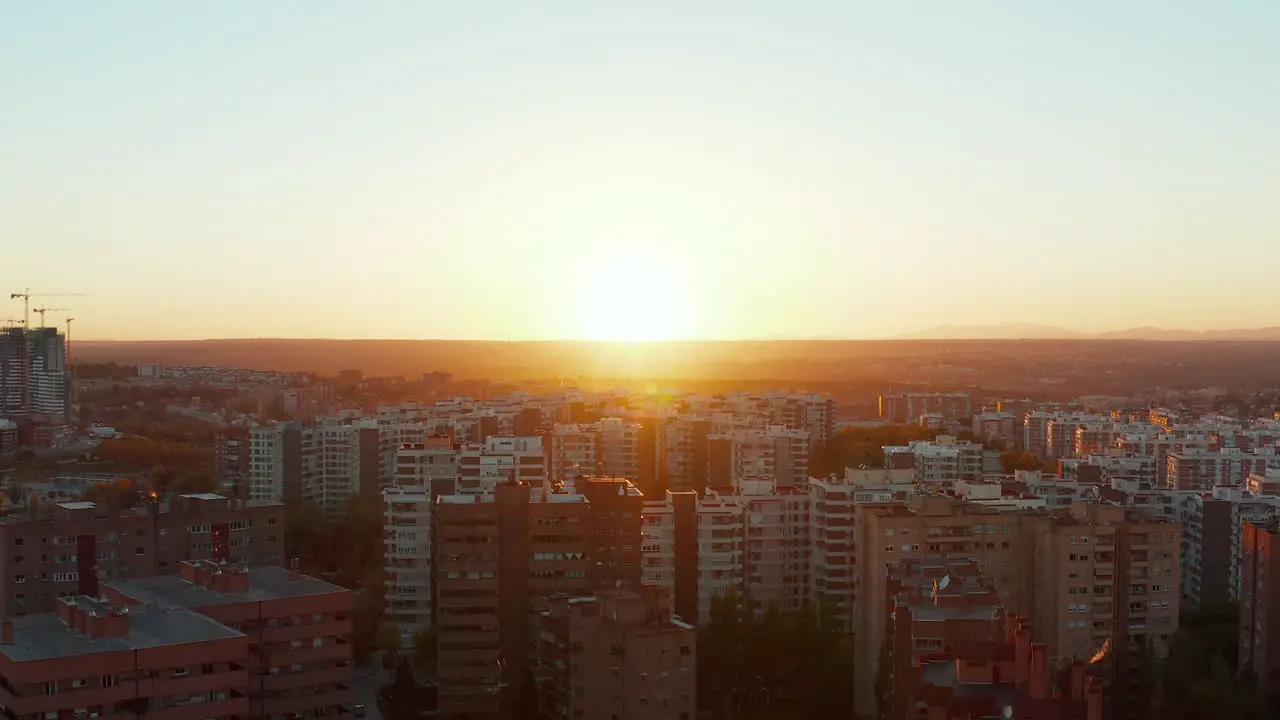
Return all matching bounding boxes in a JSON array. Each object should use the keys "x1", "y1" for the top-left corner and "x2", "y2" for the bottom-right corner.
[
  {"x1": 939, "y1": 575, "x2": 952, "y2": 591},
  {"x1": 1002, "y1": 706, "x2": 1014, "y2": 719}
]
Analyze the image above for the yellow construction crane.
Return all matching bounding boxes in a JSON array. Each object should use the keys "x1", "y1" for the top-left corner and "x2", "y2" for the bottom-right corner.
[
  {"x1": 9, "y1": 289, "x2": 84, "y2": 331},
  {"x1": 32, "y1": 306, "x2": 70, "y2": 329}
]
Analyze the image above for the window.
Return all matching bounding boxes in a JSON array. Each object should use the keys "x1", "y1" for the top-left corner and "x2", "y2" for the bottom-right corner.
[
  {"x1": 14, "y1": 575, "x2": 24, "y2": 584},
  {"x1": 885, "y1": 545, "x2": 894, "y2": 553}
]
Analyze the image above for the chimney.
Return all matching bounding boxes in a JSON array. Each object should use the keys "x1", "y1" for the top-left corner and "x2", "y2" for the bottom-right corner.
[
  {"x1": 1029, "y1": 643, "x2": 1048, "y2": 699},
  {"x1": 1086, "y1": 678, "x2": 1103, "y2": 720},
  {"x1": 289, "y1": 556, "x2": 301, "y2": 580},
  {"x1": 0, "y1": 619, "x2": 12, "y2": 644},
  {"x1": 1071, "y1": 660, "x2": 1087, "y2": 702}
]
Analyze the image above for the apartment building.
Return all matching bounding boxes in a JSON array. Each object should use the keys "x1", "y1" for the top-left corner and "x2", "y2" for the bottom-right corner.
[
  {"x1": 707, "y1": 425, "x2": 810, "y2": 491},
  {"x1": 1166, "y1": 448, "x2": 1276, "y2": 490},
  {"x1": 433, "y1": 482, "x2": 595, "y2": 719},
  {"x1": 793, "y1": 393, "x2": 836, "y2": 444},
  {"x1": 549, "y1": 424, "x2": 598, "y2": 483},
  {"x1": 248, "y1": 420, "x2": 381, "y2": 512},
  {"x1": 886, "y1": 598, "x2": 1104, "y2": 720},
  {"x1": 106, "y1": 561, "x2": 355, "y2": 719},
  {"x1": 664, "y1": 417, "x2": 713, "y2": 494},
  {"x1": 972, "y1": 411, "x2": 1019, "y2": 445},
  {"x1": 458, "y1": 435, "x2": 546, "y2": 494},
  {"x1": 0, "y1": 493, "x2": 285, "y2": 617},
  {"x1": 879, "y1": 393, "x2": 972, "y2": 424},
  {"x1": 576, "y1": 477, "x2": 645, "y2": 591},
  {"x1": 1240, "y1": 520, "x2": 1280, "y2": 699},
  {"x1": 534, "y1": 588, "x2": 696, "y2": 720},
  {"x1": 1182, "y1": 487, "x2": 1280, "y2": 608},
  {"x1": 1024, "y1": 413, "x2": 1105, "y2": 460},
  {"x1": 596, "y1": 417, "x2": 642, "y2": 480},
  {"x1": 0, "y1": 327, "x2": 70, "y2": 421},
  {"x1": 0, "y1": 596, "x2": 251, "y2": 720},
  {"x1": 883, "y1": 435, "x2": 984, "y2": 484},
  {"x1": 1046, "y1": 415, "x2": 1108, "y2": 460},
  {"x1": 810, "y1": 471, "x2": 913, "y2": 631},
  {"x1": 854, "y1": 496, "x2": 1179, "y2": 718},
  {"x1": 853, "y1": 496, "x2": 1039, "y2": 715},
  {"x1": 1029, "y1": 502, "x2": 1181, "y2": 696},
  {"x1": 641, "y1": 490, "x2": 743, "y2": 626},
  {"x1": 214, "y1": 427, "x2": 251, "y2": 497},
  {"x1": 1114, "y1": 432, "x2": 1213, "y2": 487}
]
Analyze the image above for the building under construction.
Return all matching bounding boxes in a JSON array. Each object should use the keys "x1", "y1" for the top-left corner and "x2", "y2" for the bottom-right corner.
[{"x1": 0, "y1": 326, "x2": 70, "y2": 423}]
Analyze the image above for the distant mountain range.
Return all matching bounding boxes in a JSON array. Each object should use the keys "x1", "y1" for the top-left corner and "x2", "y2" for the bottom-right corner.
[{"x1": 900, "y1": 324, "x2": 1280, "y2": 341}]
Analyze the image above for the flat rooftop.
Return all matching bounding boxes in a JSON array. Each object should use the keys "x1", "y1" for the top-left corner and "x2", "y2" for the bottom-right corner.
[
  {"x1": 0, "y1": 602, "x2": 242, "y2": 662},
  {"x1": 109, "y1": 565, "x2": 348, "y2": 608}
]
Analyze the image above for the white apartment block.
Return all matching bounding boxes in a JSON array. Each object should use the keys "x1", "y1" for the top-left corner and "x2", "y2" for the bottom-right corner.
[
  {"x1": 247, "y1": 419, "x2": 381, "y2": 514},
  {"x1": 883, "y1": 435, "x2": 983, "y2": 484},
  {"x1": 383, "y1": 485, "x2": 434, "y2": 648},
  {"x1": 459, "y1": 435, "x2": 546, "y2": 494},
  {"x1": 641, "y1": 490, "x2": 744, "y2": 625},
  {"x1": 550, "y1": 424, "x2": 598, "y2": 483},
  {"x1": 1181, "y1": 485, "x2": 1280, "y2": 608},
  {"x1": 1166, "y1": 448, "x2": 1279, "y2": 491},
  {"x1": 809, "y1": 469, "x2": 915, "y2": 632}
]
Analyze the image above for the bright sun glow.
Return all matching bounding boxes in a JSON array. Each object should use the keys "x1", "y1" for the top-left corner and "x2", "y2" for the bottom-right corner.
[{"x1": 572, "y1": 249, "x2": 697, "y2": 341}]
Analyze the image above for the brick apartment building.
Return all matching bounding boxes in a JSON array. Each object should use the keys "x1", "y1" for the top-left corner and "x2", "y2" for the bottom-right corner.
[
  {"x1": 105, "y1": 560, "x2": 355, "y2": 719},
  {"x1": 0, "y1": 493, "x2": 285, "y2": 617},
  {"x1": 534, "y1": 588, "x2": 696, "y2": 720},
  {"x1": 0, "y1": 596, "x2": 250, "y2": 720},
  {"x1": 855, "y1": 495, "x2": 1179, "y2": 719},
  {"x1": 576, "y1": 477, "x2": 644, "y2": 591},
  {"x1": 881, "y1": 559, "x2": 1104, "y2": 720},
  {"x1": 434, "y1": 481, "x2": 595, "y2": 719},
  {"x1": 1241, "y1": 520, "x2": 1280, "y2": 698},
  {"x1": 0, "y1": 562, "x2": 352, "y2": 720}
]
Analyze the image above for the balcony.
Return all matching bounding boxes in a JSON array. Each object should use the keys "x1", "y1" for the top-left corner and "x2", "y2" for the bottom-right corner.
[
  {"x1": 260, "y1": 665, "x2": 353, "y2": 692},
  {"x1": 147, "y1": 697, "x2": 251, "y2": 720},
  {"x1": 263, "y1": 688, "x2": 353, "y2": 716}
]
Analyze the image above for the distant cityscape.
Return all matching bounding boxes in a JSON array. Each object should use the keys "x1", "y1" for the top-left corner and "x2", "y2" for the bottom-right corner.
[{"x1": 7, "y1": 335, "x2": 1280, "y2": 718}]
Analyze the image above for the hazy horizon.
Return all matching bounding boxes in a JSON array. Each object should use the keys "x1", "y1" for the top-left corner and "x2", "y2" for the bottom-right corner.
[{"x1": 5, "y1": 3, "x2": 1278, "y2": 341}]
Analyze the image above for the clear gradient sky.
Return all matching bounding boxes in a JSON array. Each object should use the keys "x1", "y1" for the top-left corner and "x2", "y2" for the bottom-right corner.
[{"x1": 3, "y1": 2, "x2": 1278, "y2": 341}]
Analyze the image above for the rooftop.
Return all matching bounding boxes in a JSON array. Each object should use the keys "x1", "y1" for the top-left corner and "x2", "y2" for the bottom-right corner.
[
  {"x1": 0, "y1": 602, "x2": 241, "y2": 662},
  {"x1": 109, "y1": 565, "x2": 348, "y2": 608}
]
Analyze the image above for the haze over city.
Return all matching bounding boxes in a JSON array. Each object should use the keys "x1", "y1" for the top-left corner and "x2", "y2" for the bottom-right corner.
[{"x1": 5, "y1": 3, "x2": 1279, "y2": 341}]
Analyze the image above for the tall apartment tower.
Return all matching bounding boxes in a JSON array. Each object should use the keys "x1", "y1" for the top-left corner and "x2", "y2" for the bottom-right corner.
[
  {"x1": 0, "y1": 327, "x2": 69, "y2": 420},
  {"x1": 434, "y1": 482, "x2": 594, "y2": 719},
  {"x1": 1241, "y1": 520, "x2": 1280, "y2": 699}
]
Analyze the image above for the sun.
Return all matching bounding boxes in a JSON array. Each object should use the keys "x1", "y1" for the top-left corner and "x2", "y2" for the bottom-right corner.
[{"x1": 572, "y1": 249, "x2": 696, "y2": 342}]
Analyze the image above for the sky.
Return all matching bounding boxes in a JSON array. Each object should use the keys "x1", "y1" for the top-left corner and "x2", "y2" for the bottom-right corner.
[{"x1": 3, "y1": 2, "x2": 1278, "y2": 341}]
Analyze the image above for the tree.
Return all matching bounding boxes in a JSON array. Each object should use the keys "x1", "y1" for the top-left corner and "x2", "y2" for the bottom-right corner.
[
  {"x1": 1161, "y1": 604, "x2": 1261, "y2": 720},
  {"x1": 811, "y1": 424, "x2": 940, "y2": 475},
  {"x1": 412, "y1": 629, "x2": 438, "y2": 679},
  {"x1": 699, "y1": 591, "x2": 856, "y2": 719},
  {"x1": 1000, "y1": 449, "x2": 1041, "y2": 474},
  {"x1": 378, "y1": 657, "x2": 430, "y2": 720}
]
